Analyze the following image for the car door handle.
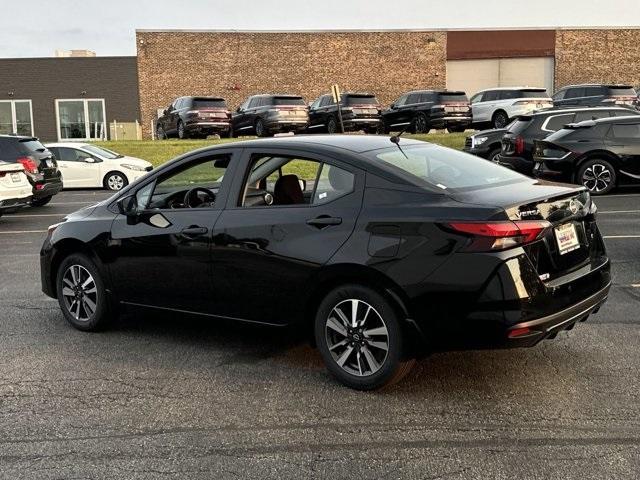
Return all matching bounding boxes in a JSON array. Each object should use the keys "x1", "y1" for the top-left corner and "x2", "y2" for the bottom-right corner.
[
  {"x1": 180, "y1": 226, "x2": 208, "y2": 237},
  {"x1": 306, "y1": 216, "x2": 342, "y2": 228}
]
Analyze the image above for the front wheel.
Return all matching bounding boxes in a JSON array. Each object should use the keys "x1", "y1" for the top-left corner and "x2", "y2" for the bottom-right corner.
[
  {"x1": 104, "y1": 172, "x2": 128, "y2": 191},
  {"x1": 327, "y1": 116, "x2": 338, "y2": 134},
  {"x1": 177, "y1": 121, "x2": 188, "y2": 139},
  {"x1": 314, "y1": 284, "x2": 414, "y2": 390},
  {"x1": 577, "y1": 159, "x2": 617, "y2": 195},
  {"x1": 492, "y1": 111, "x2": 509, "y2": 129},
  {"x1": 56, "y1": 253, "x2": 111, "y2": 331},
  {"x1": 412, "y1": 113, "x2": 430, "y2": 134},
  {"x1": 31, "y1": 196, "x2": 53, "y2": 207}
]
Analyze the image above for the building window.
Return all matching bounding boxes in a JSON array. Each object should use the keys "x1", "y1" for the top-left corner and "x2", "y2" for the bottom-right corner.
[
  {"x1": 0, "y1": 100, "x2": 34, "y2": 136},
  {"x1": 55, "y1": 99, "x2": 106, "y2": 141}
]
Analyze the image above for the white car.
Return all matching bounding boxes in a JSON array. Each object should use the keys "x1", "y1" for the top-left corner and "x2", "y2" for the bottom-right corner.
[
  {"x1": 0, "y1": 162, "x2": 32, "y2": 217},
  {"x1": 45, "y1": 143, "x2": 153, "y2": 191},
  {"x1": 470, "y1": 87, "x2": 553, "y2": 129}
]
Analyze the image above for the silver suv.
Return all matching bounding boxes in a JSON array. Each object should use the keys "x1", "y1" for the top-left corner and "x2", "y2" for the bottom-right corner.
[{"x1": 470, "y1": 87, "x2": 552, "y2": 128}]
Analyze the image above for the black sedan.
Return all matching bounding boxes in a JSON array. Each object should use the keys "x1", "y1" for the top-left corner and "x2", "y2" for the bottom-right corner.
[
  {"x1": 40, "y1": 135, "x2": 610, "y2": 390},
  {"x1": 533, "y1": 115, "x2": 640, "y2": 194}
]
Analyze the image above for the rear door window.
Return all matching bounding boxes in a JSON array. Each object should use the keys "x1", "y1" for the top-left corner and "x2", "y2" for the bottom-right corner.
[
  {"x1": 543, "y1": 114, "x2": 575, "y2": 131},
  {"x1": 610, "y1": 123, "x2": 640, "y2": 138},
  {"x1": 585, "y1": 86, "x2": 604, "y2": 97},
  {"x1": 574, "y1": 111, "x2": 611, "y2": 122}
]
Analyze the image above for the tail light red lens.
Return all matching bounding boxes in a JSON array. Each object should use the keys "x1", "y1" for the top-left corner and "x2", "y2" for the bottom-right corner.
[
  {"x1": 447, "y1": 220, "x2": 551, "y2": 251},
  {"x1": 17, "y1": 157, "x2": 38, "y2": 174},
  {"x1": 514, "y1": 136, "x2": 525, "y2": 155}
]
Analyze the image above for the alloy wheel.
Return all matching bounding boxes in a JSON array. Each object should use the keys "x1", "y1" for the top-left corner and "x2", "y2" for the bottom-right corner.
[
  {"x1": 325, "y1": 299, "x2": 389, "y2": 377},
  {"x1": 107, "y1": 174, "x2": 125, "y2": 191},
  {"x1": 582, "y1": 163, "x2": 612, "y2": 193},
  {"x1": 415, "y1": 115, "x2": 428, "y2": 133},
  {"x1": 255, "y1": 120, "x2": 264, "y2": 137},
  {"x1": 61, "y1": 265, "x2": 98, "y2": 322}
]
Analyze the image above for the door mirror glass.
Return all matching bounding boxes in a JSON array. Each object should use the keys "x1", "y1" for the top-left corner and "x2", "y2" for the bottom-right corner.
[{"x1": 117, "y1": 194, "x2": 138, "y2": 216}]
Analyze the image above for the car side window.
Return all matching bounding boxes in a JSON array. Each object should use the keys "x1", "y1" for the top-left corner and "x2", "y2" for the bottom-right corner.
[
  {"x1": 56, "y1": 147, "x2": 82, "y2": 161},
  {"x1": 240, "y1": 154, "x2": 354, "y2": 207},
  {"x1": 406, "y1": 93, "x2": 420, "y2": 105},
  {"x1": 247, "y1": 98, "x2": 258, "y2": 109},
  {"x1": 544, "y1": 114, "x2": 575, "y2": 131},
  {"x1": 553, "y1": 90, "x2": 566, "y2": 101},
  {"x1": 482, "y1": 91, "x2": 498, "y2": 102},
  {"x1": 470, "y1": 93, "x2": 483, "y2": 104},
  {"x1": 585, "y1": 86, "x2": 603, "y2": 97},
  {"x1": 575, "y1": 111, "x2": 609, "y2": 122},
  {"x1": 395, "y1": 94, "x2": 408, "y2": 107},
  {"x1": 565, "y1": 88, "x2": 585, "y2": 99},
  {"x1": 610, "y1": 123, "x2": 640, "y2": 138}
]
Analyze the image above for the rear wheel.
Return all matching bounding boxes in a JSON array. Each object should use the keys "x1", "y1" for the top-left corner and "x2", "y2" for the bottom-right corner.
[
  {"x1": 177, "y1": 120, "x2": 188, "y2": 139},
  {"x1": 31, "y1": 196, "x2": 53, "y2": 207},
  {"x1": 314, "y1": 284, "x2": 414, "y2": 390},
  {"x1": 577, "y1": 158, "x2": 617, "y2": 195},
  {"x1": 104, "y1": 172, "x2": 128, "y2": 191},
  {"x1": 327, "y1": 116, "x2": 338, "y2": 134},
  {"x1": 492, "y1": 110, "x2": 509, "y2": 129},
  {"x1": 487, "y1": 148, "x2": 501, "y2": 163},
  {"x1": 412, "y1": 113, "x2": 430, "y2": 134},
  {"x1": 56, "y1": 253, "x2": 111, "y2": 331},
  {"x1": 156, "y1": 125, "x2": 166, "y2": 140},
  {"x1": 255, "y1": 119, "x2": 269, "y2": 137}
]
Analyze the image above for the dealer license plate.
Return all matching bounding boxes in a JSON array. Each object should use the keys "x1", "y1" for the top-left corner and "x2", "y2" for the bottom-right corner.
[{"x1": 554, "y1": 223, "x2": 580, "y2": 255}]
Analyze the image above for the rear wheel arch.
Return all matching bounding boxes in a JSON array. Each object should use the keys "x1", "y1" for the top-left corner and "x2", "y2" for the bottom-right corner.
[
  {"x1": 573, "y1": 151, "x2": 620, "y2": 183},
  {"x1": 303, "y1": 265, "x2": 418, "y2": 351}
]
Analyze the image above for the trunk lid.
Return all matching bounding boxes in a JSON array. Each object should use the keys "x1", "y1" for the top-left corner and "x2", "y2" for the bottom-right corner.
[{"x1": 451, "y1": 182, "x2": 604, "y2": 282}]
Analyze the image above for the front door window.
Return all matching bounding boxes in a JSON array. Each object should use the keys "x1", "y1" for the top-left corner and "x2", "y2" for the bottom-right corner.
[
  {"x1": 0, "y1": 100, "x2": 34, "y2": 136},
  {"x1": 56, "y1": 99, "x2": 106, "y2": 140}
]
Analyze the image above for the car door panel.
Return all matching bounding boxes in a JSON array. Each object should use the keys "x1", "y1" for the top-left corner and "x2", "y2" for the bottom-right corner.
[{"x1": 211, "y1": 148, "x2": 364, "y2": 324}]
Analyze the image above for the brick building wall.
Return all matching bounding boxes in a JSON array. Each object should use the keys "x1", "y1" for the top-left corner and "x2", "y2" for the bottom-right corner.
[
  {"x1": 136, "y1": 31, "x2": 446, "y2": 138},
  {"x1": 555, "y1": 29, "x2": 640, "y2": 88}
]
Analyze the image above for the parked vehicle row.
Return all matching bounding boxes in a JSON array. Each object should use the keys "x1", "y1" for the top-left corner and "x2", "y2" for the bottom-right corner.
[
  {"x1": 464, "y1": 106, "x2": 640, "y2": 194},
  {"x1": 156, "y1": 84, "x2": 639, "y2": 139}
]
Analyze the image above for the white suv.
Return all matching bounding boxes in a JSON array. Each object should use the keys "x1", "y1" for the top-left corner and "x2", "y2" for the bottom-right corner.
[
  {"x1": 470, "y1": 87, "x2": 553, "y2": 129},
  {"x1": 0, "y1": 162, "x2": 32, "y2": 218}
]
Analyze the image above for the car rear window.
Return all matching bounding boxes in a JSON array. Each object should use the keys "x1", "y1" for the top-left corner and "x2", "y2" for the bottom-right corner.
[
  {"x1": 344, "y1": 95, "x2": 379, "y2": 106},
  {"x1": 18, "y1": 139, "x2": 47, "y2": 154},
  {"x1": 272, "y1": 96, "x2": 306, "y2": 106},
  {"x1": 438, "y1": 93, "x2": 468, "y2": 103},
  {"x1": 369, "y1": 144, "x2": 525, "y2": 191},
  {"x1": 608, "y1": 87, "x2": 637, "y2": 96},
  {"x1": 519, "y1": 89, "x2": 549, "y2": 98},
  {"x1": 508, "y1": 118, "x2": 533, "y2": 134},
  {"x1": 192, "y1": 98, "x2": 227, "y2": 109}
]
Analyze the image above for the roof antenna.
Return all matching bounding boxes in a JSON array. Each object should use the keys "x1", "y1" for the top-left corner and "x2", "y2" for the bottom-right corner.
[{"x1": 389, "y1": 125, "x2": 410, "y2": 158}]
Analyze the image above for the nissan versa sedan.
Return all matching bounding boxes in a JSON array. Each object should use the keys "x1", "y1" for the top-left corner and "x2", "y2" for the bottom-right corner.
[{"x1": 40, "y1": 135, "x2": 611, "y2": 390}]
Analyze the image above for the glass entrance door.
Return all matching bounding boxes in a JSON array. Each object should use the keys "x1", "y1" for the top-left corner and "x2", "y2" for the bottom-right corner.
[
  {"x1": 56, "y1": 99, "x2": 106, "y2": 141},
  {"x1": 0, "y1": 100, "x2": 34, "y2": 136}
]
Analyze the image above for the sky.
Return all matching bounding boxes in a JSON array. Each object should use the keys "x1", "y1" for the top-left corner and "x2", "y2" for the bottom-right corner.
[{"x1": 0, "y1": 0, "x2": 638, "y2": 58}]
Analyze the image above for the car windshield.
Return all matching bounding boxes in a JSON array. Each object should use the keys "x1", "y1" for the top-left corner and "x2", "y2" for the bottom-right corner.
[
  {"x1": 18, "y1": 139, "x2": 47, "y2": 153},
  {"x1": 519, "y1": 89, "x2": 549, "y2": 98},
  {"x1": 193, "y1": 98, "x2": 227, "y2": 108},
  {"x1": 344, "y1": 95, "x2": 379, "y2": 106},
  {"x1": 272, "y1": 96, "x2": 305, "y2": 106},
  {"x1": 82, "y1": 145, "x2": 123, "y2": 159},
  {"x1": 370, "y1": 144, "x2": 525, "y2": 191}
]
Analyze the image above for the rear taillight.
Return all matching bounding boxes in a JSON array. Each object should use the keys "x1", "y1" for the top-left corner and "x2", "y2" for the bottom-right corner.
[
  {"x1": 17, "y1": 156, "x2": 38, "y2": 174},
  {"x1": 514, "y1": 136, "x2": 525, "y2": 155},
  {"x1": 447, "y1": 220, "x2": 552, "y2": 251}
]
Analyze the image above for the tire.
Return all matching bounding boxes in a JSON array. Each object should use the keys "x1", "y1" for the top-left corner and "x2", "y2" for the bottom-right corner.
[
  {"x1": 487, "y1": 148, "x2": 501, "y2": 163},
  {"x1": 31, "y1": 196, "x2": 53, "y2": 207},
  {"x1": 55, "y1": 253, "x2": 111, "y2": 331},
  {"x1": 412, "y1": 113, "x2": 430, "y2": 134},
  {"x1": 447, "y1": 126, "x2": 466, "y2": 133},
  {"x1": 314, "y1": 284, "x2": 414, "y2": 390},
  {"x1": 492, "y1": 110, "x2": 509, "y2": 129},
  {"x1": 577, "y1": 158, "x2": 617, "y2": 195},
  {"x1": 104, "y1": 171, "x2": 129, "y2": 191},
  {"x1": 327, "y1": 116, "x2": 338, "y2": 134},
  {"x1": 255, "y1": 118, "x2": 270, "y2": 137},
  {"x1": 229, "y1": 124, "x2": 237, "y2": 138},
  {"x1": 156, "y1": 125, "x2": 166, "y2": 140},
  {"x1": 177, "y1": 120, "x2": 188, "y2": 139}
]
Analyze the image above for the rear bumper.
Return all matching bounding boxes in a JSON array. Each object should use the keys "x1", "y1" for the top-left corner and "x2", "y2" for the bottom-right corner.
[
  {"x1": 32, "y1": 178, "x2": 63, "y2": 201},
  {"x1": 495, "y1": 154, "x2": 535, "y2": 175},
  {"x1": 264, "y1": 119, "x2": 308, "y2": 131},
  {"x1": 341, "y1": 117, "x2": 381, "y2": 131},
  {"x1": 430, "y1": 115, "x2": 472, "y2": 129},
  {"x1": 532, "y1": 157, "x2": 576, "y2": 183},
  {"x1": 185, "y1": 121, "x2": 230, "y2": 133}
]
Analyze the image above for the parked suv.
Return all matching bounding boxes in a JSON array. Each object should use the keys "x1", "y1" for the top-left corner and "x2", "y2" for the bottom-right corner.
[
  {"x1": 231, "y1": 94, "x2": 309, "y2": 137},
  {"x1": 0, "y1": 135, "x2": 62, "y2": 206},
  {"x1": 470, "y1": 87, "x2": 553, "y2": 129},
  {"x1": 382, "y1": 90, "x2": 471, "y2": 134},
  {"x1": 533, "y1": 115, "x2": 640, "y2": 195},
  {"x1": 552, "y1": 84, "x2": 639, "y2": 110},
  {"x1": 156, "y1": 96, "x2": 231, "y2": 139},
  {"x1": 308, "y1": 92, "x2": 382, "y2": 134},
  {"x1": 495, "y1": 107, "x2": 638, "y2": 175}
]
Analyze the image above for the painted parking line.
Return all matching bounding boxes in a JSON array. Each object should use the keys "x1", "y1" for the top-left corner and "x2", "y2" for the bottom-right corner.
[
  {"x1": 7, "y1": 213, "x2": 68, "y2": 218},
  {"x1": 48, "y1": 202, "x2": 97, "y2": 206},
  {"x1": 598, "y1": 193, "x2": 640, "y2": 198},
  {"x1": 598, "y1": 210, "x2": 640, "y2": 214},
  {"x1": 603, "y1": 235, "x2": 640, "y2": 239},
  {"x1": 0, "y1": 230, "x2": 47, "y2": 234}
]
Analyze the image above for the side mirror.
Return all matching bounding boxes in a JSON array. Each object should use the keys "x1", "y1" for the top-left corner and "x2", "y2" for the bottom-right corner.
[
  {"x1": 390, "y1": 103, "x2": 396, "y2": 109},
  {"x1": 84, "y1": 157, "x2": 96, "y2": 163},
  {"x1": 117, "y1": 194, "x2": 138, "y2": 217},
  {"x1": 162, "y1": 109, "x2": 168, "y2": 115},
  {"x1": 236, "y1": 107, "x2": 242, "y2": 113},
  {"x1": 298, "y1": 179, "x2": 307, "y2": 192}
]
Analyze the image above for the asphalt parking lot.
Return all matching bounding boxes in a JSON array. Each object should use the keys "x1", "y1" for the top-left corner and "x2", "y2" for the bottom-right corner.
[{"x1": 0, "y1": 189, "x2": 639, "y2": 479}]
